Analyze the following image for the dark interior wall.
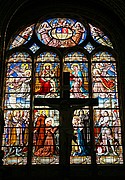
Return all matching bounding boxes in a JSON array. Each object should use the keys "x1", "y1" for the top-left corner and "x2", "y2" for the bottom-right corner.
[
  {"x1": 0, "y1": 0, "x2": 125, "y2": 44},
  {"x1": 0, "y1": 0, "x2": 125, "y2": 177},
  {"x1": 1, "y1": 165, "x2": 125, "y2": 178}
]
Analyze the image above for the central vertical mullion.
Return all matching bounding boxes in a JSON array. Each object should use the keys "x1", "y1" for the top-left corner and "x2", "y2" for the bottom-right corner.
[{"x1": 59, "y1": 58, "x2": 71, "y2": 177}]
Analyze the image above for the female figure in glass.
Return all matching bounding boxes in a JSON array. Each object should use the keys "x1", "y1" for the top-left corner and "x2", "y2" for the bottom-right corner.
[
  {"x1": 34, "y1": 117, "x2": 58, "y2": 157},
  {"x1": 72, "y1": 115, "x2": 89, "y2": 156},
  {"x1": 70, "y1": 63, "x2": 87, "y2": 98}
]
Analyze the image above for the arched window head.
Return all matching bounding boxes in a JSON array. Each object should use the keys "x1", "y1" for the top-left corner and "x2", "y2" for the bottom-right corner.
[{"x1": 7, "y1": 18, "x2": 113, "y2": 52}]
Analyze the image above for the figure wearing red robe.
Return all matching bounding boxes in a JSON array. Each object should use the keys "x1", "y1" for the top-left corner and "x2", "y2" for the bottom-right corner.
[{"x1": 34, "y1": 113, "x2": 47, "y2": 151}]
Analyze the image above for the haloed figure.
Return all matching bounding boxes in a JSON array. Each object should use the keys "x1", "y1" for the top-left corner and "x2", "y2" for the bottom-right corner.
[
  {"x1": 72, "y1": 115, "x2": 89, "y2": 156},
  {"x1": 34, "y1": 117, "x2": 58, "y2": 157}
]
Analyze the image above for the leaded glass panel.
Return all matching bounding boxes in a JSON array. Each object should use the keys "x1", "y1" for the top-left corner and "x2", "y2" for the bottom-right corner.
[{"x1": 2, "y1": 16, "x2": 123, "y2": 166}]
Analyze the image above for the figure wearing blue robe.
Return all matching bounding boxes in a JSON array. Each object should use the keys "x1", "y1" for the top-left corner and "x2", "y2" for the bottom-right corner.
[{"x1": 74, "y1": 127, "x2": 89, "y2": 156}]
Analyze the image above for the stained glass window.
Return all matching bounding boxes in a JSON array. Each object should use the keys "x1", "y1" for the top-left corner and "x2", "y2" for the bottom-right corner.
[
  {"x1": 92, "y1": 52, "x2": 122, "y2": 164},
  {"x1": 8, "y1": 25, "x2": 35, "y2": 50},
  {"x1": 36, "y1": 18, "x2": 87, "y2": 47},
  {"x1": 2, "y1": 17, "x2": 123, "y2": 165}
]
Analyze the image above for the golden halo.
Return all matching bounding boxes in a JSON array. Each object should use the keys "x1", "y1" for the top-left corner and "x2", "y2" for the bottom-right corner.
[
  {"x1": 71, "y1": 63, "x2": 80, "y2": 70},
  {"x1": 43, "y1": 63, "x2": 52, "y2": 69}
]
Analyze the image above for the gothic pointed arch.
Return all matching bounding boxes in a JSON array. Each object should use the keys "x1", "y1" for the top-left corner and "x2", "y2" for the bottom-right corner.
[{"x1": 1, "y1": 14, "x2": 123, "y2": 167}]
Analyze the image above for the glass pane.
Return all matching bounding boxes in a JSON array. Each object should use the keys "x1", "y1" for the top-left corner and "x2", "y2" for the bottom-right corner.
[
  {"x1": 2, "y1": 110, "x2": 30, "y2": 165},
  {"x1": 36, "y1": 18, "x2": 87, "y2": 48},
  {"x1": 2, "y1": 52, "x2": 32, "y2": 165},
  {"x1": 70, "y1": 108, "x2": 91, "y2": 164},
  {"x1": 89, "y1": 24, "x2": 113, "y2": 49},
  {"x1": 4, "y1": 53, "x2": 32, "y2": 109},
  {"x1": 92, "y1": 55, "x2": 118, "y2": 109},
  {"x1": 8, "y1": 24, "x2": 34, "y2": 50},
  {"x1": 63, "y1": 52, "x2": 89, "y2": 98},
  {"x1": 92, "y1": 52, "x2": 123, "y2": 164},
  {"x1": 91, "y1": 52, "x2": 115, "y2": 62},
  {"x1": 32, "y1": 109, "x2": 59, "y2": 164},
  {"x1": 35, "y1": 52, "x2": 60, "y2": 98},
  {"x1": 94, "y1": 109, "x2": 123, "y2": 164}
]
